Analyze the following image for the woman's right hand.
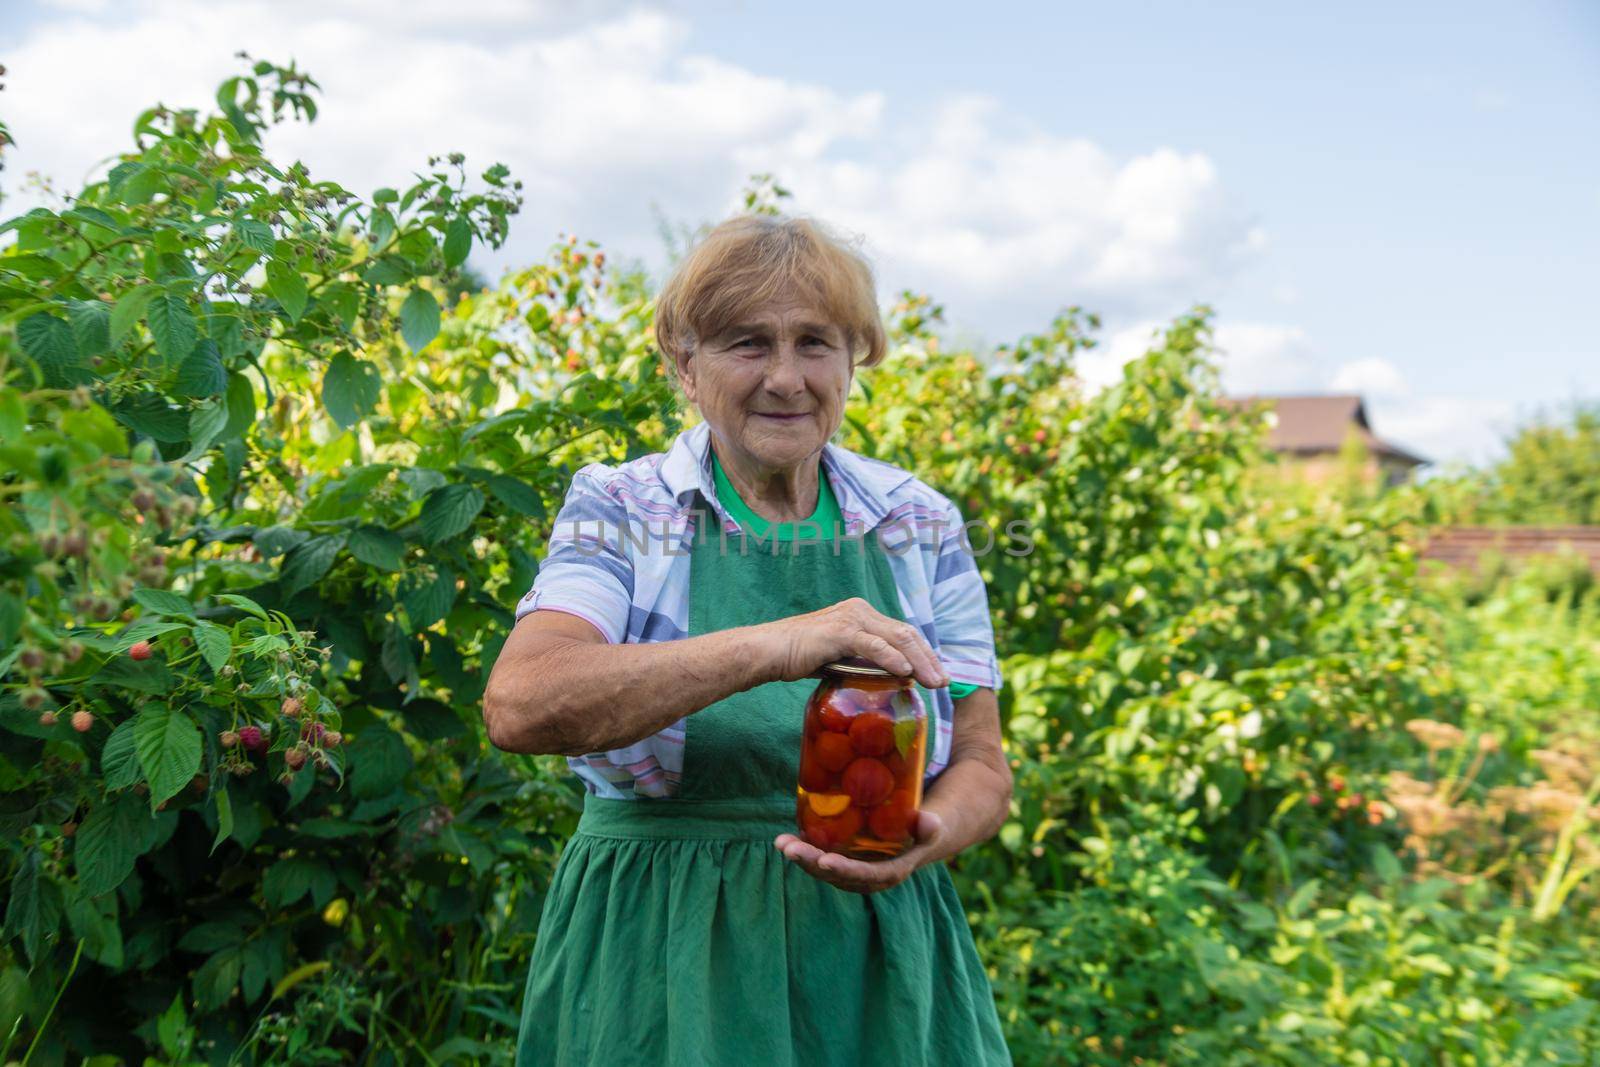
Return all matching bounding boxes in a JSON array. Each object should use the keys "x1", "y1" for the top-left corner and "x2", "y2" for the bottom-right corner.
[{"x1": 763, "y1": 597, "x2": 951, "y2": 689}]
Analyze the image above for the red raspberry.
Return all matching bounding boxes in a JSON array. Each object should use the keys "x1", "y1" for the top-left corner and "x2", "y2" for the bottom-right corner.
[
  {"x1": 238, "y1": 725, "x2": 266, "y2": 752},
  {"x1": 128, "y1": 641, "x2": 153, "y2": 661}
]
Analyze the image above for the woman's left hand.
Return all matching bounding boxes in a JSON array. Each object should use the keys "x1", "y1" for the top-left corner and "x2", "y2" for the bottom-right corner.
[{"x1": 773, "y1": 809, "x2": 946, "y2": 894}]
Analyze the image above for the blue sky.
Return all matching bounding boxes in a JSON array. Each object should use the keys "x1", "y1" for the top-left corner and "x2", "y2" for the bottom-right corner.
[{"x1": 4, "y1": 0, "x2": 1597, "y2": 468}]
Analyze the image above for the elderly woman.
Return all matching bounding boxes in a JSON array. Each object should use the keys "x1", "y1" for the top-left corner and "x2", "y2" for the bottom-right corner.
[{"x1": 484, "y1": 215, "x2": 1012, "y2": 1065}]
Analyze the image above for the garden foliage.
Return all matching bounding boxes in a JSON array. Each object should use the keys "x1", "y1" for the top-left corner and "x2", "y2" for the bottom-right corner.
[{"x1": 1, "y1": 61, "x2": 1596, "y2": 1065}]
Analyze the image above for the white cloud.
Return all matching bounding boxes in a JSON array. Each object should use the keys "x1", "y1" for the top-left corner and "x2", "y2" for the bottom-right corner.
[
  {"x1": 4, "y1": 0, "x2": 1259, "y2": 336},
  {"x1": 1330, "y1": 357, "x2": 1409, "y2": 398},
  {"x1": 1369, "y1": 395, "x2": 1518, "y2": 469}
]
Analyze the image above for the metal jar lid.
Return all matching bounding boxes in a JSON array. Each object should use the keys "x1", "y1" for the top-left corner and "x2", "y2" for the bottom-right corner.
[{"x1": 814, "y1": 656, "x2": 905, "y2": 680}]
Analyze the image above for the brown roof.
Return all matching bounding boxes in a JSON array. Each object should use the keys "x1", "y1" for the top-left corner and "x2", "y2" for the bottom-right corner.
[{"x1": 1219, "y1": 393, "x2": 1428, "y2": 466}]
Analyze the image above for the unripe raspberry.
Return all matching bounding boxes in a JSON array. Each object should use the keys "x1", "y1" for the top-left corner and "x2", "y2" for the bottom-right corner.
[
  {"x1": 190, "y1": 773, "x2": 207, "y2": 794},
  {"x1": 131, "y1": 488, "x2": 156, "y2": 512},
  {"x1": 128, "y1": 641, "x2": 153, "y2": 661},
  {"x1": 281, "y1": 696, "x2": 304, "y2": 718},
  {"x1": 61, "y1": 820, "x2": 77, "y2": 837},
  {"x1": 134, "y1": 782, "x2": 149, "y2": 796},
  {"x1": 285, "y1": 745, "x2": 308, "y2": 771},
  {"x1": 71, "y1": 709, "x2": 94, "y2": 733},
  {"x1": 62, "y1": 640, "x2": 84, "y2": 663},
  {"x1": 323, "y1": 730, "x2": 342, "y2": 748},
  {"x1": 21, "y1": 688, "x2": 47, "y2": 711},
  {"x1": 220, "y1": 729, "x2": 240, "y2": 748},
  {"x1": 238, "y1": 725, "x2": 265, "y2": 752},
  {"x1": 37, "y1": 707, "x2": 58, "y2": 726},
  {"x1": 18, "y1": 647, "x2": 45, "y2": 671}
]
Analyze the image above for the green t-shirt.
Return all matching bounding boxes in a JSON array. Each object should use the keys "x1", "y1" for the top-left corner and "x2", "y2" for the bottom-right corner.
[{"x1": 709, "y1": 448, "x2": 978, "y2": 700}]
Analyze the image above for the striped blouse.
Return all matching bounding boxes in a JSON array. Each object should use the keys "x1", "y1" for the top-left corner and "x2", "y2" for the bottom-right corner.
[{"x1": 514, "y1": 420, "x2": 1004, "y2": 798}]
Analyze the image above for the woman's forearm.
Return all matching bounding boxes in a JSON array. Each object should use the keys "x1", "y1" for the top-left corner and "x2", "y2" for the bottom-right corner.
[
  {"x1": 485, "y1": 619, "x2": 785, "y2": 756},
  {"x1": 486, "y1": 597, "x2": 951, "y2": 758},
  {"x1": 918, "y1": 756, "x2": 1013, "y2": 863},
  {"x1": 916, "y1": 687, "x2": 1013, "y2": 864}
]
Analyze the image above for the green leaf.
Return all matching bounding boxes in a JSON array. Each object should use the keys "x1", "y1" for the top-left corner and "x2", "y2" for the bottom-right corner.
[
  {"x1": 4, "y1": 853, "x2": 62, "y2": 964},
  {"x1": 64, "y1": 885, "x2": 124, "y2": 967},
  {"x1": 178, "y1": 920, "x2": 246, "y2": 954},
  {"x1": 348, "y1": 525, "x2": 405, "y2": 571},
  {"x1": 322, "y1": 353, "x2": 383, "y2": 429},
  {"x1": 116, "y1": 618, "x2": 188, "y2": 648},
  {"x1": 133, "y1": 705, "x2": 203, "y2": 809},
  {"x1": 193, "y1": 947, "x2": 243, "y2": 1011},
  {"x1": 101, "y1": 720, "x2": 143, "y2": 791},
  {"x1": 399, "y1": 288, "x2": 441, "y2": 351},
  {"x1": 264, "y1": 856, "x2": 336, "y2": 908},
  {"x1": 185, "y1": 398, "x2": 229, "y2": 458},
  {"x1": 0, "y1": 389, "x2": 24, "y2": 444},
  {"x1": 266, "y1": 260, "x2": 308, "y2": 321},
  {"x1": 60, "y1": 405, "x2": 124, "y2": 455},
  {"x1": 401, "y1": 568, "x2": 457, "y2": 630},
  {"x1": 110, "y1": 284, "x2": 159, "y2": 344},
  {"x1": 114, "y1": 392, "x2": 190, "y2": 442},
  {"x1": 279, "y1": 533, "x2": 347, "y2": 599},
  {"x1": 418, "y1": 483, "x2": 484, "y2": 544},
  {"x1": 323, "y1": 283, "x2": 360, "y2": 331},
  {"x1": 67, "y1": 298, "x2": 112, "y2": 356},
  {"x1": 17, "y1": 313, "x2": 88, "y2": 388},
  {"x1": 92, "y1": 656, "x2": 175, "y2": 696},
  {"x1": 133, "y1": 588, "x2": 196, "y2": 618},
  {"x1": 211, "y1": 785, "x2": 234, "y2": 856},
  {"x1": 221, "y1": 371, "x2": 257, "y2": 441},
  {"x1": 485, "y1": 474, "x2": 546, "y2": 518},
  {"x1": 146, "y1": 292, "x2": 198, "y2": 367},
  {"x1": 233, "y1": 219, "x2": 275, "y2": 255},
  {"x1": 75, "y1": 794, "x2": 144, "y2": 896},
  {"x1": 193, "y1": 620, "x2": 231, "y2": 672},
  {"x1": 176, "y1": 339, "x2": 226, "y2": 398},
  {"x1": 380, "y1": 624, "x2": 415, "y2": 688},
  {"x1": 349, "y1": 727, "x2": 413, "y2": 799},
  {"x1": 216, "y1": 593, "x2": 268, "y2": 620},
  {"x1": 443, "y1": 218, "x2": 471, "y2": 268}
]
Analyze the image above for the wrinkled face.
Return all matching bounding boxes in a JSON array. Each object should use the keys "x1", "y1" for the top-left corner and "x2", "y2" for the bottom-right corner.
[{"x1": 674, "y1": 286, "x2": 854, "y2": 475}]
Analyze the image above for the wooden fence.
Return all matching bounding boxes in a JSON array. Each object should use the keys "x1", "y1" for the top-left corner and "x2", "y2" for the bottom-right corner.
[{"x1": 1417, "y1": 527, "x2": 1600, "y2": 574}]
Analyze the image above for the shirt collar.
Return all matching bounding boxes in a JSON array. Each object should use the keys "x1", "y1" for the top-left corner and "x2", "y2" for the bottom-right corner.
[{"x1": 658, "y1": 420, "x2": 911, "y2": 536}]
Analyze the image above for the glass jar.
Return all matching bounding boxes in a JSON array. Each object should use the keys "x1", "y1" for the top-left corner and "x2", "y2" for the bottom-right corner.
[{"x1": 796, "y1": 657, "x2": 927, "y2": 858}]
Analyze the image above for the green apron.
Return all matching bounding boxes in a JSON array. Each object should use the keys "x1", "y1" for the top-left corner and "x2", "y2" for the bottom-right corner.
[{"x1": 515, "y1": 506, "x2": 1012, "y2": 1066}]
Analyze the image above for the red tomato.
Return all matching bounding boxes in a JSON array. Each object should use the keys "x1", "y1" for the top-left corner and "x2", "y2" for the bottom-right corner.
[
  {"x1": 868, "y1": 790, "x2": 914, "y2": 841},
  {"x1": 814, "y1": 732, "x2": 855, "y2": 773},
  {"x1": 799, "y1": 805, "x2": 833, "y2": 848},
  {"x1": 817, "y1": 698, "x2": 852, "y2": 733},
  {"x1": 798, "y1": 757, "x2": 836, "y2": 793},
  {"x1": 848, "y1": 711, "x2": 895, "y2": 757},
  {"x1": 825, "y1": 805, "x2": 863, "y2": 849},
  {"x1": 842, "y1": 758, "x2": 894, "y2": 808},
  {"x1": 883, "y1": 747, "x2": 910, "y2": 783},
  {"x1": 799, "y1": 804, "x2": 863, "y2": 851}
]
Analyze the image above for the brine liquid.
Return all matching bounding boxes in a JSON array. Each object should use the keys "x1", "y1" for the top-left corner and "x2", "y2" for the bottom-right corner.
[{"x1": 795, "y1": 685, "x2": 926, "y2": 858}]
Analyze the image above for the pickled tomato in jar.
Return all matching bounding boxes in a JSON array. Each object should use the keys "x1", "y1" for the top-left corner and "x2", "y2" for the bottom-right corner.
[{"x1": 796, "y1": 659, "x2": 927, "y2": 857}]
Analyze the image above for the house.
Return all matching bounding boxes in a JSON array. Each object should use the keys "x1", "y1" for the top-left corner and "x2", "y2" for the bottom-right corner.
[{"x1": 1219, "y1": 393, "x2": 1428, "y2": 489}]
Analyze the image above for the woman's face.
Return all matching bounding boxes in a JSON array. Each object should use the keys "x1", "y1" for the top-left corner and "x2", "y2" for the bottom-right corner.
[{"x1": 675, "y1": 286, "x2": 853, "y2": 476}]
